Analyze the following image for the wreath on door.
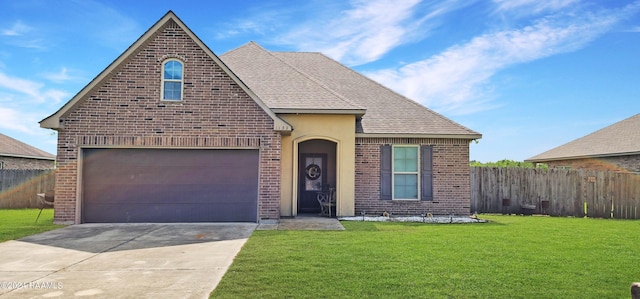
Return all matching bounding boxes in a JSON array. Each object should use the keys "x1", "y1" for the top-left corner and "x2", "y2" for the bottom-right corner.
[{"x1": 305, "y1": 164, "x2": 322, "y2": 180}]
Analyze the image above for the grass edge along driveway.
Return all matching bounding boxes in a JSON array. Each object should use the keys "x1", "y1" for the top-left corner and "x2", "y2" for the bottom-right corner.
[
  {"x1": 212, "y1": 215, "x2": 640, "y2": 298},
  {"x1": 0, "y1": 209, "x2": 64, "y2": 242}
]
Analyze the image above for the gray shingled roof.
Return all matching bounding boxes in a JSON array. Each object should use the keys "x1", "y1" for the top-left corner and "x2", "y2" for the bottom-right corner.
[
  {"x1": 526, "y1": 113, "x2": 640, "y2": 162},
  {"x1": 221, "y1": 42, "x2": 364, "y2": 111},
  {"x1": 221, "y1": 42, "x2": 481, "y2": 138},
  {"x1": 0, "y1": 133, "x2": 55, "y2": 160}
]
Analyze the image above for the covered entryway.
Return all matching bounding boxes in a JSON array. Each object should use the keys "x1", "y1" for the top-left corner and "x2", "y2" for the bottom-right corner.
[
  {"x1": 81, "y1": 148, "x2": 259, "y2": 223},
  {"x1": 297, "y1": 140, "x2": 336, "y2": 214}
]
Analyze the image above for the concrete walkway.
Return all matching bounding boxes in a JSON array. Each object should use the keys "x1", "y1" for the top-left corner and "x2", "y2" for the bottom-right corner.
[
  {"x1": 0, "y1": 223, "x2": 255, "y2": 298},
  {"x1": 257, "y1": 215, "x2": 345, "y2": 231}
]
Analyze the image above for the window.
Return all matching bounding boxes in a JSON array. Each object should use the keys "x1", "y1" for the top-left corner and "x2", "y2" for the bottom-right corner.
[
  {"x1": 162, "y1": 59, "x2": 183, "y2": 100},
  {"x1": 0, "y1": 161, "x2": 3, "y2": 169},
  {"x1": 380, "y1": 145, "x2": 433, "y2": 201},
  {"x1": 393, "y1": 146, "x2": 419, "y2": 199}
]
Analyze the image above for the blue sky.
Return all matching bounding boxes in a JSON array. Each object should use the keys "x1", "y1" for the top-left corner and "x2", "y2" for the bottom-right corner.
[{"x1": 1, "y1": 0, "x2": 639, "y2": 162}]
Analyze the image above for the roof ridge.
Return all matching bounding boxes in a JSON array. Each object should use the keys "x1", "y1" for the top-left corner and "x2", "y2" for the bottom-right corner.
[{"x1": 268, "y1": 50, "x2": 365, "y2": 110}]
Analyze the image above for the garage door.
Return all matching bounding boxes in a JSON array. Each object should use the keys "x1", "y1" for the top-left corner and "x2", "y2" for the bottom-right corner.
[{"x1": 82, "y1": 148, "x2": 259, "y2": 223}]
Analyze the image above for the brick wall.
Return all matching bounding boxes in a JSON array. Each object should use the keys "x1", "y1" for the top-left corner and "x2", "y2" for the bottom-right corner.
[
  {"x1": 54, "y1": 20, "x2": 281, "y2": 223},
  {"x1": 355, "y1": 137, "x2": 471, "y2": 216},
  {"x1": 546, "y1": 154, "x2": 640, "y2": 173},
  {"x1": 0, "y1": 156, "x2": 54, "y2": 169}
]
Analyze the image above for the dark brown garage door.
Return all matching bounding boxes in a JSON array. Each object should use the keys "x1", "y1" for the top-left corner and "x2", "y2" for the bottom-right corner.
[{"x1": 82, "y1": 148, "x2": 259, "y2": 223}]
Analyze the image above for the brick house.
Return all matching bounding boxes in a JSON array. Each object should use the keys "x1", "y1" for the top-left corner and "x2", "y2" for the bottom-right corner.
[
  {"x1": 40, "y1": 11, "x2": 481, "y2": 224},
  {"x1": 0, "y1": 133, "x2": 55, "y2": 170},
  {"x1": 526, "y1": 113, "x2": 640, "y2": 173}
]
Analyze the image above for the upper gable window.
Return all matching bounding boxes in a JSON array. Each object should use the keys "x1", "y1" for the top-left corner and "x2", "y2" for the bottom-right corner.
[{"x1": 162, "y1": 59, "x2": 183, "y2": 101}]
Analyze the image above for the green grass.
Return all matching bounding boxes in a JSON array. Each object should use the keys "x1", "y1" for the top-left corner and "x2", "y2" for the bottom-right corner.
[
  {"x1": 211, "y1": 215, "x2": 640, "y2": 298},
  {"x1": 0, "y1": 209, "x2": 65, "y2": 242}
]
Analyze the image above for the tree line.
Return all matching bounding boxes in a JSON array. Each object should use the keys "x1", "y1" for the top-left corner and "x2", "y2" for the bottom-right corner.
[{"x1": 470, "y1": 159, "x2": 547, "y2": 169}]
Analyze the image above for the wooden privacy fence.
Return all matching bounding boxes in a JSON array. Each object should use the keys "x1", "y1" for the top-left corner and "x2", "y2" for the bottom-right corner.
[
  {"x1": 470, "y1": 167, "x2": 640, "y2": 219},
  {"x1": 0, "y1": 169, "x2": 56, "y2": 208}
]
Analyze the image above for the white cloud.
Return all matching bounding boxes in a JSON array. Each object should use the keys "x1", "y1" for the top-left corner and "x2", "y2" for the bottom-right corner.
[
  {"x1": 493, "y1": 0, "x2": 579, "y2": 14},
  {"x1": 1, "y1": 20, "x2": 31, "y2": 36},
  {"x1": 41, "y1": 67, "x2": 82, "y2": 83},
  {"x1": 0, "y1": 106, "x2": 39, "y2": 134},
  {"x1": 0, "y1": 71, "x2": 69, "y2": 103},
  {"x1": 216, "y1": 0, "x2": 473, "y2": 65},
  {"x1": 0, "y1": 72, "x2": 67, "y2": 138},
  {"x1": 0, "y1": 72, "x2": 44, "y2": 100},
  {"x1": 43, "y1": 89, "x2": 69, "y2": 104},
  {"x1": 1, "y1": 20, "x2": 46, "y2": 50},
  {"x1": 366, "y1": 4, "x2": 637, "y2": 115},
  {"x1": 317, "y1": 0, "x2": 421, "y2": 65},
  {"x1": 214, "y1": 9, "x2": 290, "y2": 39},
  {"x1": 0, "y1": 107, "x2": 55, "y2": 153},
  {"x1": 275, "y1": 0, "x2": 462, "y2": 66}
]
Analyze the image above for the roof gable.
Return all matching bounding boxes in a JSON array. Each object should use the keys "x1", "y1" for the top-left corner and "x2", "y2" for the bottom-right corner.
[
  {"x1": 0, "y1": 133, "x2": 55, "y2": 160},
  {"x1": 40, "y1": 11, "x2": 291, "y2": 133},
  {"x1": 526, "y1": 113, "x2": 640, "y2": 162}
]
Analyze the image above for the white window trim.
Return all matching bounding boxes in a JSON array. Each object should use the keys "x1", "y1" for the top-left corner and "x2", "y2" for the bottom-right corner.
[
  {"x1": 161, "y1": 59, "x2": 184, "y2": 101},
  {"x1": 392, "y1": 145, "x2": 420, "y2": 200}
]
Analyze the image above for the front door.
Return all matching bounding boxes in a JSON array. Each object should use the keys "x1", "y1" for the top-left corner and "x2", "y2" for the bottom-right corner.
[{"x1": 298, "y1": 154, "x2": 327, "y2": 213}]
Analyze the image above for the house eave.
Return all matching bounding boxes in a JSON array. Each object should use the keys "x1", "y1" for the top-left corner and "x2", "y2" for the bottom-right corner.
[
  {"x1": 525, "y1": 151, "x2": 640, "y2": 163},
  {"x1": 355, "y1": 133, "x2": 482, "y2": 140},
  {"x1": 274, "y1": 108, "x2": 366, "y2": 116},
  {"x1": 274, "y1": 119, "x2": 293, "y2": 134},
  {"x1": 0, "y1": 153, "x2": 56, "y2": 161}
]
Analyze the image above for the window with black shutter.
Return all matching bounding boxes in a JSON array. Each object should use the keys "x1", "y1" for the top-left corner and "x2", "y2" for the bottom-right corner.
[{"x1": 380, "y1": 144, "x2": 433, "y2": 201}]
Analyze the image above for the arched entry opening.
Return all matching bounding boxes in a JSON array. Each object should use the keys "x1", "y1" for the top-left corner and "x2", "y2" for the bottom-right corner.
[{"x1": 297, "y1": 139, "x2": 337, "y2": 214}]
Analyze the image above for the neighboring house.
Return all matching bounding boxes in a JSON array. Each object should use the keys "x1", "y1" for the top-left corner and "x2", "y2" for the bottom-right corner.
[
  {"x1": 40, "y1": 11, "x2": 481, "y2": 224},
  {"x1": 526, "y1": 113, "x2": 640, "y2": 173},
  {"x1": 0, "y1": 133, "x2": 55, "y2": 169}
]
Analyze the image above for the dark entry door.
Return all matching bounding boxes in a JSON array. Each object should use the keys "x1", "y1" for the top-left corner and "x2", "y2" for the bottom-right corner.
[{"x1": 298, "y1": 153, "x2": 327, "y2": 213}]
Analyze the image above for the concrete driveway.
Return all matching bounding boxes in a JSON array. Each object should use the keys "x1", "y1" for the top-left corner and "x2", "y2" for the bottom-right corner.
[{"x1": 0, "y1": 223, "x2": 256, "y2": 298}]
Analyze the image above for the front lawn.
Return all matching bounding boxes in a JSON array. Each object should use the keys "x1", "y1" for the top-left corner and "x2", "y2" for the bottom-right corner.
[
  {"x1": 212, "y1": 215, "x2": 640, "y2": 298},
  {"x1": 0, "y1": 209, "x2": 65, "y2": 242}
]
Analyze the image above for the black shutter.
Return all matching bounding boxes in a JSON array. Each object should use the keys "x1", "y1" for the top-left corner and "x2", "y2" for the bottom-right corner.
[
  {"x1": 380, "y1": 145, "x2": 392, "y2": 200},
  {"x1": 421, "y1": 145, "x2": 433, "y2": 201}
]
